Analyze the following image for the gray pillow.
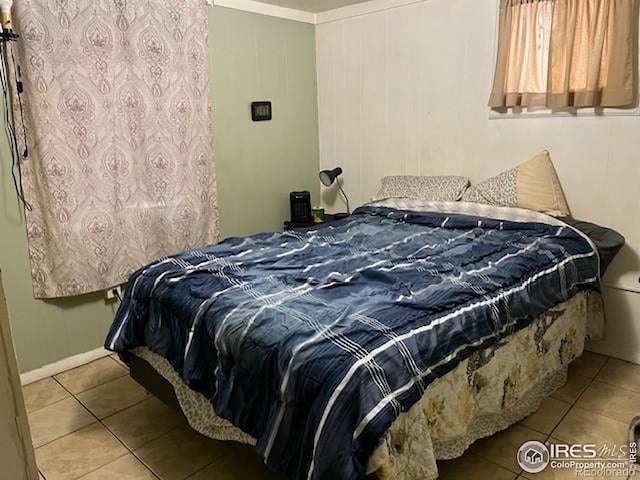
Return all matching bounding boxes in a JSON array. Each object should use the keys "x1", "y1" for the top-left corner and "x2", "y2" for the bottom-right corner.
[
  {"x1": 374, "y1": 176, "x2": 470, "y2": 202},
  {"x1": 559, "y1": 217, "x2": 625, "y2": 275}
]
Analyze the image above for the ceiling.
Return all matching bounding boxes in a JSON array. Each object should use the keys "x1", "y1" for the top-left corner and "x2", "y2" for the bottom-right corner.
[{"x1": 253, "y1": 0, "x2": 373, "y2": 13}]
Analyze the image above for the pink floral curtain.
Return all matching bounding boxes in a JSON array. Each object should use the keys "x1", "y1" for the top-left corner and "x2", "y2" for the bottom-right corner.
[{"x1": 14, "y1": 0, "x2": 219, "y2": 298}]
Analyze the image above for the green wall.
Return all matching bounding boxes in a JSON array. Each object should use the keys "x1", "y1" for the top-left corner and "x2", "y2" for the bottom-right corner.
[
  {"x1": 0, "y1": 6, "x2": 319, "y2": 373},
  {"x1": 212, "y1": 8, "x2": 319, "y2": 237}
]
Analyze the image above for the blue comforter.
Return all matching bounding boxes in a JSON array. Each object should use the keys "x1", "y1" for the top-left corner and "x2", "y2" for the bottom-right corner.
[{"x1": 105, "y1": 205, "x2": 598, "y2": 480}]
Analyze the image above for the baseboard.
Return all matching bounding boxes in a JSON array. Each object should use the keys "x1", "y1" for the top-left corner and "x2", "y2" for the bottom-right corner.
[
  {"x1": 586, "y1": 343, "x2": 640, "y2": 366},
  {"x1": 20, "y1": 347, "x2": 111, "y2": 386}
]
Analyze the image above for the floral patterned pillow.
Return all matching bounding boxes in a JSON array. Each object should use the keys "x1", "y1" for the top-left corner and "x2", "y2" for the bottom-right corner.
[
  {"x1": 461, "y1": 168, "x2": 518, "y2": 207},
  {"x1": 462, "y1": 151, "x2": 570, "y2": 217},
  {"x1": 374, "y1": 176, "x2": 471, "y2": 202}
]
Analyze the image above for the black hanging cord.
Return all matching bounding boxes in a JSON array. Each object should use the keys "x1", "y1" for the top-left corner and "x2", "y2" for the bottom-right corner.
[
  {"x1": 9, "y1": 42, "x2": 28, "y2": 160},
  {"x1": 0, "y1": 35, "x2": 31, "y2": 211}
]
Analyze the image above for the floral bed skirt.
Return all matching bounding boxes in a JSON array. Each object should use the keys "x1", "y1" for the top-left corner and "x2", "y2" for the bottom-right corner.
[{"x1": 133, "y1": 290, "x2": 605, "y2": 480}]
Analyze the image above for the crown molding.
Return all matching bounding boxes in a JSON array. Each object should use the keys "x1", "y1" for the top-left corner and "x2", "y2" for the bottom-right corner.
[
  {"x1": 315, "y1": 0, "x2": 426, "y2": 24},
  {"x1": 212, "y1": 0, "x2": 316, "y2": 24},
  {"x1": 209, "y1": 0, "x2": 432, "y2": 25}
]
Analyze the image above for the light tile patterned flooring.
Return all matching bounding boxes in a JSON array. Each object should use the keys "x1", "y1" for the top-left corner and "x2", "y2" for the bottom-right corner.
[{"x1": 24, "y1": 352, "x2": 639, "y2": 480}]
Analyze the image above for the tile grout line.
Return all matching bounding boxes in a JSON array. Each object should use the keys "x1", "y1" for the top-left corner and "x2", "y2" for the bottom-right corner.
[
  {"x1": 62, "y1": 373, "x2": 130, "y2": 397},
  {"x1": 51, "y1": 357, "x2": 128, "y2": 396},
  {"x1": 129, "y1": 422, "x2": 233, "y2": 480},
  {"x1": 50, "y1": 375, "x2": 77, "y2": 397},
  {"x1": 37, "y1": 370, "x2": 161, "y2": 479},
  {"x1": 34, "y1": 374, "x2": 106, "y2": 449},
  {"x1": 545, "y1": 355, "x2": 638, "y2": 479},
  {"x1": 564, "y1": 357, "x2": 615, "y2": 417},
  {"x1": 590, "y1": 355, "x2": 611, "y2": 380},
  {"x1": 464, "y1": 452, "x2": 520, "y2": 476},
  {"x1": 33, "y1": 416, "x2": 98, "y2": 450},
  {"x1": 129, "y1": 424, "x2": 193, "y2": 470},
  {"x1": 35, "y1": 351, "x2": 633, "y2": 478},
  {"x1": 33, "y1": 361, "x2": 146, "y2": 476},
  {"x1": 99, "y1": 394, "x2": 154, "y2": 422},
  {"x1": 182, "y1": 451, "x2": 232, "y2": 480},
  {"x1": 30, "y1": 355, "x2": 195, "y2": 480},
  {"x1": 40, "y1": 370, "x2": 126, "y2": 423},
  {"x1": 23, "y1": 375, "x2": 76, "y2": 415},
  {"x1": 472, "y1": 355, "x2": 613, "y2": 479},
  {"x1": 547, "y1": 357, "x2": 610, "y2": 442},
  {"x1": 128, "y1": 422, "x2": 186, "y2": 448},
  {"x1": 72, "y1": 423, "x2": 162, "y2": 480},
  {"x1": 27, "y1": 394, "x2": 72, "y2": 415},
  {"x1": 519, "y1": 361, "x2": 598, "y2": 480},
  {"x1": 570, "y1": 387, "x2": 640, "y2": 427},
  {"x1": 101, "y1": 409, "x2": 185, "y2": 444},
  {"x1": 68, "y1": 451, "x2": 130, "y2": 480},
  {"x1": 592, "y1": 378, "x2": 640, "y2": 396},
  {"x1": 76, "y1": 389, "x2": 152, "y2": 423},
  {"x1": 33, "y1": 394, "x2": 127, "y2": 479},
  {"x1": 47, "y1": 358, "x2": 151, "y2": 421},
  {"x1": 71, "y1": 365, "x2": 164, "y2": 480}
]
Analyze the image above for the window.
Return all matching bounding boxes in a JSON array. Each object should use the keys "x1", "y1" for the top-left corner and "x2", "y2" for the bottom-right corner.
[{"x1": 489, "y1": 0, "x2": 638, "y2": 111}]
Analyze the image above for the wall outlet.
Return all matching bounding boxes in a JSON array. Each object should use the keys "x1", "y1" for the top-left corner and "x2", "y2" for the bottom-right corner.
[{"x1": 105, "y1": 285, "x2": 123, "y2": 300}]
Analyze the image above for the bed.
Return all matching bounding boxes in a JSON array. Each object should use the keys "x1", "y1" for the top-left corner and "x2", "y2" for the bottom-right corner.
[{"x1": 105, "y1": 198, "x2": 611, "y2": 480}]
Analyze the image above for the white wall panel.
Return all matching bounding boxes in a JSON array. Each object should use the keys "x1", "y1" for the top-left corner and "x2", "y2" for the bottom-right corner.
[
  {"x1": 340, "y1": 17, "x2": 363, "y2": 208},
  {"x1": 316, "y1": 0, "x2": 640, "y2": 361},
  {"x1": 359, "y1": 12, "x2": 387, "y2": 203},
  {"x1": 590, "y1": 288, "x2": 640, "y2": 364}
]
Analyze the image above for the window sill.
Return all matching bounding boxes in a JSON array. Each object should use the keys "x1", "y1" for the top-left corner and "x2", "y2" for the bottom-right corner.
[{"x1": 489, "y1": 106, "x2": 640, "y2": 120}]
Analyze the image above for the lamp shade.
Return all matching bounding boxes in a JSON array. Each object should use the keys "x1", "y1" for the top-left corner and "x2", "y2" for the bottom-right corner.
[{"x1": 319, "y1": 167, "x2": 343, "y2": 187}]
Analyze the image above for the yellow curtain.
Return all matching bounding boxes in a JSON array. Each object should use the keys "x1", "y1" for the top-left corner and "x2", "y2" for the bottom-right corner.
[
  {"x1": 489, "y1": 0, "x2": 638, "y2": 109},
  {"x1": 489, "y1": 0, "x2": 554, "y2": 108},
  {"x1": 548, "y1": 0, "x2": 638, "y2": 108}
]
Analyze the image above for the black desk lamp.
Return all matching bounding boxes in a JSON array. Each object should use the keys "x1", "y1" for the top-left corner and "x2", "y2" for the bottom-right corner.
[{"x1": 319, "y1": 167, "x2": 350, "y2": 219}]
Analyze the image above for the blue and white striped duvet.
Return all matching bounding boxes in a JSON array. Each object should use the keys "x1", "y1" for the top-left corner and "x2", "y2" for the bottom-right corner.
[{"x1": 105, "y1": 201, "x2": 598, "y2": 480}]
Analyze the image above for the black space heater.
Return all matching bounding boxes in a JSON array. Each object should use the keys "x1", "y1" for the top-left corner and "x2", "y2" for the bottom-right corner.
[{"x1": 290, "y1": 191, "x2": 312, "y2": 223}]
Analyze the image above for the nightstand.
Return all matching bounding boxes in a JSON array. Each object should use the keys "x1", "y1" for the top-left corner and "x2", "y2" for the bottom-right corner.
[{"x1": 283, "y1": 213, "x2": 348, "y2": 231}]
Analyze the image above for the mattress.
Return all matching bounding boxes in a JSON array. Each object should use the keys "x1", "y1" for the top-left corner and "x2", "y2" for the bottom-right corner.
[
  {"x1": 130, "y1": 289, "x2": 604, "y2": 480},
  {"x1": 105, "y1": 199, "x2": 600, "y2": 480}
]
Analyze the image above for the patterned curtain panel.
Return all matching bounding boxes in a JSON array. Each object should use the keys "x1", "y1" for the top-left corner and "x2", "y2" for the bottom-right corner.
[{"x1": 13, "y1": 0, "x2": 219, "y2": 298}]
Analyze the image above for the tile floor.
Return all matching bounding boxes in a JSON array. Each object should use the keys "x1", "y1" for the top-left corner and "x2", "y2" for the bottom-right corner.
[{"x1": 23, "y1": 352, "x2": 639, "y2": 480}]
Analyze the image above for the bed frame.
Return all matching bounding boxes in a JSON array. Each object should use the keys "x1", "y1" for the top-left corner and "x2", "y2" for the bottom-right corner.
[{"x1": 128, "y1": 353, "x2": 184, "y2": 415}]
